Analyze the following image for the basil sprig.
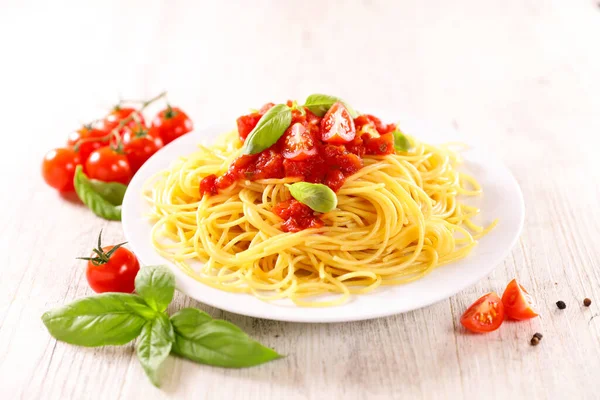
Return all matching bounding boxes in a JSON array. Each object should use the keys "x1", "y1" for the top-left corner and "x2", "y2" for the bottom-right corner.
[
  {"x1": 286, "y1": 182, "x2": 338, "y2": 213},
  {"x1": 42, "y1": 265, "x2": 281, "y2": 388},
  {"x1": 392, "y1": 128, "x2": 411, "y2": 152},
  {"x1": 303, "y1": 93, "x2": 359, "y2": 118},
  {"x1": 243, "y1": 104, "x2": 292, "y2": 155},
  {"x1": 73, "y1": 165, "x2": 127, "y2": 221}
]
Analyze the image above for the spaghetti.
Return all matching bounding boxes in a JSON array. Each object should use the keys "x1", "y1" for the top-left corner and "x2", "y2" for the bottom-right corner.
[{"x1": 145, "y1": 101, "x2": 495, "y2": 307}]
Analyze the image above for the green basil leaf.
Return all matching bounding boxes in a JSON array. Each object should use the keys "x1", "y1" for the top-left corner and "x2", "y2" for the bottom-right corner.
[
  {"x1": 392, "y1": 128, "x2": 411, "y2": 152},
  {"x1": 135, "y1": 265, "x2": 176, "y2": 313},
  {"x1": 303, "y1": 93, "x2": 359, "y2": 118},
  {"x1": 170, "y1": 308, "x2": 281, "y2": 368},
  {"x1": 86, "y1": 179, "x2": 127, "y2": 205},
  {"x1": 136, "y1": 313, "x2": 175, "y2": 387},
  {"x1": 285, "y1": 182, "x2": 337, "y2": 213},
  {"x1": 41, "y1": 293, "x2": 155, "y2": 347},
  {"x1": 242, "y1": 104, "x2": 292, "y2": 155},
  {"x1": 73, "y1": 165, "x2": 127, "y2": 221}
]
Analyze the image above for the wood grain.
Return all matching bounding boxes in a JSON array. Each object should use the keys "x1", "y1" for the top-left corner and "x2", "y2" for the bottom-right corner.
[{"x1": 1, "y1": 0, "x2": 600, "y2": 399}]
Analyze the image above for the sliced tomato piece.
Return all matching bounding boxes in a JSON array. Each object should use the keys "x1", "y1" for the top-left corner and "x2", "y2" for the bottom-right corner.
[
  {"x1": 460, "y1": 292, "x2": 505, "y2": 333},
  {"x1": 364, "y1": 133, "x2": 395, "y2": 155},
  {"x1": 321, "y1": 102, "x2": 356, "y2": 144},
  {"x1": 259, "y1": 102, "x2": 275, "y2": 114},
  {"x1": 281, "y1": 123, "x2": 317, "y2": 161},
  {"x1": 200, "y1": 174, "x2": 218, "y2": 195},
  {"x1": 501, "y1": 279, "x2": 539, "y2": 320},
  {"x1": 236, "y1": 113, "x2": 261, "y2": 141}
]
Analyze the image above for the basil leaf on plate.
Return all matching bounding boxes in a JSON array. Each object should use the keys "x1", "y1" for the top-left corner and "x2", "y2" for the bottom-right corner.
[
  {"x1": 136, "y1": 313, "x2": 175, "y2": 387},
  {"x1": 392, "y1": 128, "x2": 411, "y2": 152},
  {"x1": 170, "y1": 308, "x2": 281, "y2": 368},
  {"x1": 242, "y1": 104, "x2": 292, "y2": 155},
  {"x1": 73, "y1": 165, "x2": 127, "y2": 221},
  {"x1": 285, "y1": 182, "x2": 338, "y2": 213},
  {"x1": 135, "y1": 265, "x2": 176, "y2": 312},
  {"x1": 303, "y1": 93, "x2": 359, "y2": 118},
  {"x1": 41, "y1": 293, "x2": 155, "y2": 347}
]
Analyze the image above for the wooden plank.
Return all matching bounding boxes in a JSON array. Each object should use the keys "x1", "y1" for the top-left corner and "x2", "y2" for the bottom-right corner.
[{"x1": 1, "y1": 0, "x2": 600, "y2": 399}]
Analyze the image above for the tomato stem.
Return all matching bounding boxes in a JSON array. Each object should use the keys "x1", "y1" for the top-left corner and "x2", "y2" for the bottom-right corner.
[
  {"x1": 73, "y1": 91, "x2": 166, "y2": 152},
  {"x1": 77, "y1": 230, "x2": 128, "y2": 266}
]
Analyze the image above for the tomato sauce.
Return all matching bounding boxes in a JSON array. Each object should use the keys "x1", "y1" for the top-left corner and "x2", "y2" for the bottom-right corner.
[{"x1": 200, "y1": 101, "x2": 398, "y2": 232}]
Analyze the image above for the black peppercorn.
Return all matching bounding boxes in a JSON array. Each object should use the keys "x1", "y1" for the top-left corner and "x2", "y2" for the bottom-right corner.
[
  {"x1": 584, "y1": 298, "x2": 592, "y2": 307},
  {"x1": 530, "y1": 336, "x2": 540, "y2": 346},
  {"x1": 533, "y1": 332, "x2": 543, "y2": 340},
  {"x1": 556, "y1": 300, "x2": 566, "y2": 310}
]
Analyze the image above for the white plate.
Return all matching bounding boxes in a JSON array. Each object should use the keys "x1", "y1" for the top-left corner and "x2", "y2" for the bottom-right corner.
[{"x1": 122, "y1": 117, "x2": 524, "y2": 323}]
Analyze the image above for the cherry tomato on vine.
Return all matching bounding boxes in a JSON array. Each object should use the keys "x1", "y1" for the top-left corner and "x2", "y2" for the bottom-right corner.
[
  {"x1": 460, "y1": 292, "x2": 505, "y2": 333},
  {"x1": 122, "y1": 124, "x2": 163, "y2": 173},
  {"x1": 321, "y1": 102, "x2": 356, "y2": 144},
  {"x1": 78, "y1": 231, "x2": 140, "y2": 293},
  {"x1": 150, "y1": 106, "x2": 193, "y2": 145},
  {"x1": 501, "y1": 279, "x2": 539, "y2": 320},
  {"x1": 67, "y1": 125, "x2": 109, "y2": 163},
  {"x1": 41, "y1": 148, "x2": 81, "y2": 191},
  {"x1": 104, "y1": 106, "x2": 144, "y2": 132},
  {"x1": 85, "y1": 146, "x2": 132, "y2": 185}
]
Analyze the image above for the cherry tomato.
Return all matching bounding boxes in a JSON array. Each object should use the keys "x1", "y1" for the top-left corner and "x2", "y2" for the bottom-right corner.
[
  {"x1": 67, "y1": 125, "x2": 109, "y2": 163},
  {"x1": 150, "y1": 106, "x2": 193, "y2": 145},
  {"x1": 281, "y1": 122, "x2": 317, "y2": 161},
  {"x1": 460, "y1": 292, "x2": 505, "y2": 333},
  {"x1": 85, "y1": 146, "x2": 132, "y2": 185},
  {"x1": 501, "y1": 279, "x2": 539, "y2": 320},
  {"x1": 321, "y1": 102, "x2": 356, "y2": 144},
  {"x1": 81, "y1": 232, "x2": 140, "y2": 293},
  {"x1": 104, "y1": 106, "x2": 144, "y2": 133},
  {"x1": 122, "y1": 124, "x2": 163, "y2": 173},
  {"x1": 42, "y1": 148, "x2": 81, "y2": 191}
]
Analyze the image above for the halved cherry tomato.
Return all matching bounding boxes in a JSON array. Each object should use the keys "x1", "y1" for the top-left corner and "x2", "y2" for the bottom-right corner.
[
  {"x1": 321, "y1": 102, "x2": 356, "y2": 144},
  {"x1": 150, "y1": 106, "x2": 193, "y2": 145},
  {"x1": 501, "y1": 279, "x2": 539, "y2": 320},
  {"x1": 281, "y1": 122, "x2": 317, "y2": 161},
  {"x1": 122, "y1": 123, "x2": 163, "y2": 173},
  {"x1": 67, "y1": 125, "x2": 109, "y2": 163},
  {"x1": 460, "y1": 292, "x2": 505, "y2": 333},
  {"x1": 80, "y1": 231, "x2": 140, "y2": 293},
  {"x1": 104, "y1": 106, "x2": 144, "y2": 132},
  {"x1": 41, "y1": 148, "x2": 81, "y2": 191},
  {"x1": 85, "y1": 146, "x2": 132, "y2": 185}
]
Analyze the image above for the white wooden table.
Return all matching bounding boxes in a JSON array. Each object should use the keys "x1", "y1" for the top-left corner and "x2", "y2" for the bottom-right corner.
[{"x1": 1, "y1": 1, "x2": 600, "y2": 398}]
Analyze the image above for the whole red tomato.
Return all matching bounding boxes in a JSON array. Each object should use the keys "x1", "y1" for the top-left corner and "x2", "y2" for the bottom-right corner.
[
  {"x1": 80, "y1": 232, "x2": 140, "y2": 293},
  {"x1": 104, "y1": 106, "x2": 145, "y2": 132},
  {"x1": 41, "y1": 147, "x2": 81, "y2": 191},
  {"x1": 122, "y1": 124, "x2": 163, "y2": 173},
  {"x1": 67, "y1": 125, "x2": 109, "y2": 164},
  {"x1": 151, "y1": 106, "x2": 193, "y2": 145},
  {"x1": 85, "y1": 146, "x2": 132, "y2": 185}
]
